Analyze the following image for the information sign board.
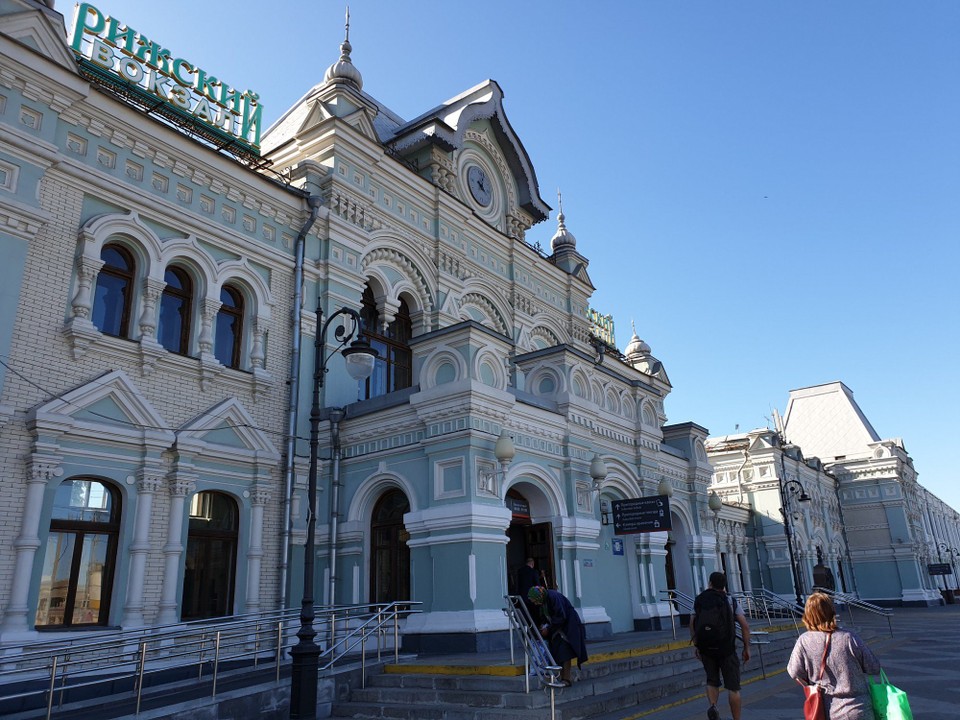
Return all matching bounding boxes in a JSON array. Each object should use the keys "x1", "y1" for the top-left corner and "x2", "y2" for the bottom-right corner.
[
  {"x1": 611, "y1": 495, "x2": 671, "y2": 535},
  {"x1": 927, "y1": 563, "x2": 952, "y2": 576}
]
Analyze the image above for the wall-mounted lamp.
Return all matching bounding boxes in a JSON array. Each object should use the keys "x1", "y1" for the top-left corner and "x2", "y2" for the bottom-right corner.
[
  {"x1": 590, "y1": 452, "x2": 608, "y2": 492},
  {"x1": 657, "y1": 476, "x2": 673, "y2": 498},
  {"x1": 478, "y1": 430, "x2": 516, "y2": 489},
  {"x1": 708, "y1": 491, "x2": 723, "y2": 516}
]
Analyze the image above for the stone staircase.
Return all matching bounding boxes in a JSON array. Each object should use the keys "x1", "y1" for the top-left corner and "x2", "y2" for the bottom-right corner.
[{"x1": 329, "y1": 627, "x2": 802, "y2": 720}]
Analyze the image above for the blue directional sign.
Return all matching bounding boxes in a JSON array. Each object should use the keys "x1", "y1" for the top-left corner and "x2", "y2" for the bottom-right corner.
[{"x1": 611, "y1": 495, "x2": 672, "y2": 535}]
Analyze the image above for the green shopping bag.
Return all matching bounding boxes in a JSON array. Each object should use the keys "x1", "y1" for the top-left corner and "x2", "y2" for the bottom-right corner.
[{"x1": 868, "y1": 669, "x2": 913, "y2": 720}]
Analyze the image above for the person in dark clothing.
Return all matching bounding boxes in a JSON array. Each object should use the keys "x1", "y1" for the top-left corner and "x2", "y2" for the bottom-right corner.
[
  {"x1": 516, "y1": 558, "x2": 540, "y2": 619},
  {"x1": 691, "y1": 572, "x2": 751, "y2": 720},
  {"x1": 527, "y1": 585, "x2": 588, "y2": 685}
]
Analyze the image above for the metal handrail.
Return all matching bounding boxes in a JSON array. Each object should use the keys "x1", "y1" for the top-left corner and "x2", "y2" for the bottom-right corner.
[
  {"x1": 0, "y1": 601, "x2": 421, "y2": 719},
  {"x1": 812, "y1": 586, "x2": 894, "y2": 637},
  {"x1": 502, "y1": 596, "x2": 563, "y2": 694},
  {"x1": 734, "y1": 589, "x2": 803, "y2": 635}
]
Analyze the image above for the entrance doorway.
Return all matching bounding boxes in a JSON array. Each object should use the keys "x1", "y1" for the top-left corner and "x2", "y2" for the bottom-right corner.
[
  {"x1": 370, "y1": 489, "x2": 410, "y2": 603},
  {"x1": 182, "y1": 491, "x2": 238, "y2": 620},
  {"x1": 505, "y1": 488, "x2": 555, "y2": 595}
]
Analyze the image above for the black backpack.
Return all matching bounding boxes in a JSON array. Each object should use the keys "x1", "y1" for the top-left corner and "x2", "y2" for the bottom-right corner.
[{"x1": 694, "y1": 589, "x2": 734, "y2": 654}]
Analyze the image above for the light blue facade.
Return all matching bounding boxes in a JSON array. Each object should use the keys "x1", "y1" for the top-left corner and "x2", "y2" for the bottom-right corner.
[{"x1": 0, "y1": 0, "x2": 732, "y2": 653}]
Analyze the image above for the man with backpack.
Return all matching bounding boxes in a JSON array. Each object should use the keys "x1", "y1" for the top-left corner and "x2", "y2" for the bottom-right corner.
[{"x1": 690, "y1": 572, "x2": 751, "y2": 720}]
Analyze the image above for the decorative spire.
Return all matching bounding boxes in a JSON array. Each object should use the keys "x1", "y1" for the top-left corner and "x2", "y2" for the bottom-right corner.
[
  {"x1": 625, "y1": 320, "x2": 652, "y2": 360},
  {"x1": 550, "y1": 187, "x2": 577, "y2": 251},
  {"x1": 324, "y1": 6, "x2": 363, "y2": 89}
]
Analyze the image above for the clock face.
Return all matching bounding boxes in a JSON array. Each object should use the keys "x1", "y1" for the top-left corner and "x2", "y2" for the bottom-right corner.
[{"x1": 467, "y1": 165, "x2": 492, "y2": 207}]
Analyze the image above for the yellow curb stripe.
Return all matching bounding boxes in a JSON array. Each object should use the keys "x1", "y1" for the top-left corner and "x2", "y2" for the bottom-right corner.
[
  {"x1": 611, "y1": 667, "x2": 790, "y2": 719},
  {"x1": 383, "y1": 623, "x2": 798, "y2": 680}
]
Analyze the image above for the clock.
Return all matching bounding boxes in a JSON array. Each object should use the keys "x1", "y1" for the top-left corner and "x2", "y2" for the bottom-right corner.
[{"x1": 467, "y1": 165, "x2": 492, "y2": 207}]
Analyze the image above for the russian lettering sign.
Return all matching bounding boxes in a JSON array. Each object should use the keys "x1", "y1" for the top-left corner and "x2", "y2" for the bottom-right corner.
[
  {"x1": 70, "y1": 3, "x2": 262, "y2": 157},
  {"x1": 611, "y1": 495, "x2": 672, "y2": 535}
]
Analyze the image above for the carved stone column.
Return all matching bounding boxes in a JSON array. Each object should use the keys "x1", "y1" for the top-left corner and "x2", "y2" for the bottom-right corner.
[
  {"x1": 70, "y1": 256, "x2": 103, "y2": 322},
  {"x1": 121, "y1": 469, "x2": 164, "y2": 628},
  {"x1": 244, "y1": 486, "x2": 271, "y2": 614},
  {"x1": 250, "y1": 319, "x2": 265, "y2": 371},
  {"x1": 1, "y1": 457, "x2": 62, "y2": 636},
  {"x1": 138, "y1": 278, "x2": 164, "y2": 343},
  {"x1": 64, "y1": 257, "x2": 104, "y2": 359},
  {"x1": 198, "y1": 298, "x2": 221, "y2": 358},
  {"x1": 156, "y1": 475, "x2": 195, "y2": 625}
]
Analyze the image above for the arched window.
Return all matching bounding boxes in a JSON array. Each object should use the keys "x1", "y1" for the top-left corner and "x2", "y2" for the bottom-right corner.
[
  {"x1": 369, "y1": 489, "x2": 410, "y2": 604},
  {"x1": 360, "y1": 287, "x2": 412, "y2": 400},
  {"x1": 158, "y1": 266, "x2": 193, "y2": 355},
  {"x1": 36, "y1": 478, "x2": 120, "y2": 628},
  {"x1": 214, "y1": 285, "x2": 244, "y2": 369},
  {"x1": 181, "y1": 491, "x2": 238, "y2": 620},
  {"x1": 92, "y1": 244, "x2": 135, "y2": 337}
]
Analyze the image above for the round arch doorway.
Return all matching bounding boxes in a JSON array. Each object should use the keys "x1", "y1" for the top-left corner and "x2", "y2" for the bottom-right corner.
[
  {"x1": 665, "y1": 510, "x2": 696, "y2": 608},
  {"x1": 505, "y1": 487, "x2": 555, "y2": 596},
  {"x1": 370, "y1": 488, "x2": 410, "y2": 603}
]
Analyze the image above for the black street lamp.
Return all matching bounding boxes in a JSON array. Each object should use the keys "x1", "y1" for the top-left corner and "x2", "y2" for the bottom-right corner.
[
  {"x1": 777, "y1": 453, "x2": 812, "y2": 607},
  {"x1": 289, "y1": 302, "x2": 377, "y2": 720}
]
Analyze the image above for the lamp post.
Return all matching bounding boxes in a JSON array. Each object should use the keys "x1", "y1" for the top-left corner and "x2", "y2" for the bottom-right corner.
[
  {"x1": 289, "y1": 302, "x2": 377, "y2": 720},
  {"x1": 708, "y1": 491, "x2": 723, "y2": 570},
  {"x1": 777, "y1": 476, "x2": 811, "y2": 607}
]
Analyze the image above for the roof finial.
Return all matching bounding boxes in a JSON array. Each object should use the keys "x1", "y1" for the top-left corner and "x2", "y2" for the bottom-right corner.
[
  {"x1": 324, "y1": 5, "x2": 363, "y2": 89},
  {"x1": 550, "y1": 187, "x2": 577, "y2": 251},
  {"x1": 631, "y1": 319, "x2": 637, "y2": 336}
]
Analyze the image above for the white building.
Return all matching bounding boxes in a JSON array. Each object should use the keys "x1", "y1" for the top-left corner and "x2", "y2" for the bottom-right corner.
[{"x1": 707, "y1": 382, "x2": 959, "y2": 606}]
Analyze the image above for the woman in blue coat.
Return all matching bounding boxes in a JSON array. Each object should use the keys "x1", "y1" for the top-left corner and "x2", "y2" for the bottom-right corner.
[{"x1": 527, "y1": 586, "x2": 588, "y2": 685}]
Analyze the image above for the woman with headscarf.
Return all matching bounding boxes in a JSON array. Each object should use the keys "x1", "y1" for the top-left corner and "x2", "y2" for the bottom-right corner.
[{"x1": 527, "y1": 585, "x2": 588, "y2": 685}]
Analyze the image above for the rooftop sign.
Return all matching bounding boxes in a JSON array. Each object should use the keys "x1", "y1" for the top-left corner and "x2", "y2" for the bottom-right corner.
[{"x1": 70, "y1": 3, "x2": 262, "y2": 158}]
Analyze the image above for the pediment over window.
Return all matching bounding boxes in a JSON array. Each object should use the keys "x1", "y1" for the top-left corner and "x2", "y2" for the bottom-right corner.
[
  {"x1": 0, "y1": 7, "x2": 78, "y2": 72},
  {"x1": 177, "y1": 397, "x2": 280, "y2": 460},
  {"x1": 28, "y1": 369, "x2": 174, "y2": 446}
]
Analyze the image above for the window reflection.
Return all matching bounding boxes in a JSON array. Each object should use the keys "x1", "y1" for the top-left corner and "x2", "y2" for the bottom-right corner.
[{"x1": 36, "y1": 479, "x2": 119, "y2": 628}]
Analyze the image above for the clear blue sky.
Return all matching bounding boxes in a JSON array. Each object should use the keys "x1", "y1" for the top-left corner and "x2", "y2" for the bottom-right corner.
[{"x1": 82, "y1": 1, "x2": 959, "y2": 510}]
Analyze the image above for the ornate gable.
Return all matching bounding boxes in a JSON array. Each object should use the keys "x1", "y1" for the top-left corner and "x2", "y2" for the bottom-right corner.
[
  {"x1": 0, "y1": 6, "x2": 76, "y2": 72},
  {"x1": 29, "y1": 369, "x2": 174, "y2": 446},
  {"x1": 386, "y1": 80, "x2": 550, "y2": 224},
  {"x1": 177, "y1": 397, "x2": 280, "y2": 461}
]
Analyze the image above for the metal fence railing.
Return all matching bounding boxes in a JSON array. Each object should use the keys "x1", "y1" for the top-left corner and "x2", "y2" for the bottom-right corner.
[
  {"x1": 0, "y1": 601, "x2": 420, "y2": 720},
  {"x1": 812, "y1": 587, "x2": 894, "y2": 637}
]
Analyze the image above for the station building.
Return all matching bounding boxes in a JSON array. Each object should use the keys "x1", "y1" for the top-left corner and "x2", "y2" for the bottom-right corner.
[
  {"x1": 0, "y1": 0, "x2": 728, "y2": 652},
  {"x1": 2, "y1": 1, "x2": 956, "y2": 656}
]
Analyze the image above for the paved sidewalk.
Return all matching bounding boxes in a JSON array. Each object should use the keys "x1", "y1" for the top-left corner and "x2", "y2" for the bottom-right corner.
[{"x1": 621, "y1": 603, "x2": 960, "y2": 719}]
